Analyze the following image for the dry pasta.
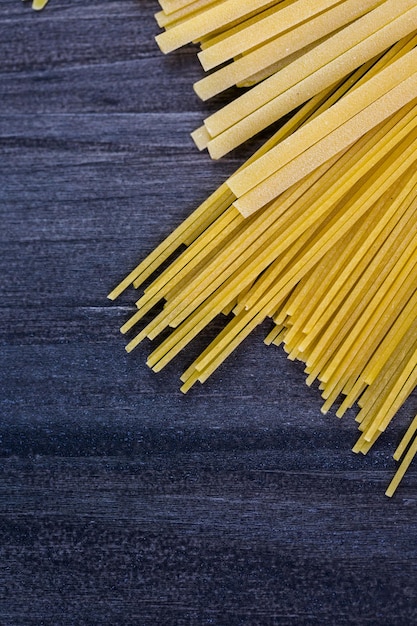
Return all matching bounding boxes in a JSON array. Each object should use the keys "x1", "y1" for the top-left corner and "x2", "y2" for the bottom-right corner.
[
  {"x1": 23, "y1": 0, "x2": 49, "y2": 9},
  {"x1": 109, "y1": 2, "x2": 417, "y2": 495}
]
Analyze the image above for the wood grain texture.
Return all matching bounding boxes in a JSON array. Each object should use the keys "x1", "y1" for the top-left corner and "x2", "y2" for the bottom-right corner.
[{"x1": 1, "y1": 1, "x2": 416, "y2": 624}]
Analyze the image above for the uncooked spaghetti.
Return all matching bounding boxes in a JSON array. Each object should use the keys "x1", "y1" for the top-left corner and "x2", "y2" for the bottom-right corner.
[{"x1": 109, "y1": 1, "x2": 417, "y2": 495}]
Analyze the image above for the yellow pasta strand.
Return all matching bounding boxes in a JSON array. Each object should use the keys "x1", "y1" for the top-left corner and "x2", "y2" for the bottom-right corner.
[
  {"x1": 386, "y1": 431, "x2": 417, "y2": 497},
  {"x1": 23, "y1": 0, "x2": 49, "y2": 9}
]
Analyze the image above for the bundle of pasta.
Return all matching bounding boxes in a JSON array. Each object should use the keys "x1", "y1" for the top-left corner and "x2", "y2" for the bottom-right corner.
[
  {"x1": 109, "y1": 5, "x2": 417, "y2": 494},
  {"x1": 156, "y1": 0, "x2": 417, "y2": 158}
]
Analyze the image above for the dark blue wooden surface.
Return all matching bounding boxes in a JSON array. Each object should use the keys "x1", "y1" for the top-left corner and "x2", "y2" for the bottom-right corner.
[{"x1": 1, "y1": 1, "x2": 416, "y2": 624}]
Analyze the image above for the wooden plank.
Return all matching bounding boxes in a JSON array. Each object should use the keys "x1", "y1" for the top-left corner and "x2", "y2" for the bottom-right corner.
[{"x1": 1, "y1": 1, "x2": 416, "y2": 624}]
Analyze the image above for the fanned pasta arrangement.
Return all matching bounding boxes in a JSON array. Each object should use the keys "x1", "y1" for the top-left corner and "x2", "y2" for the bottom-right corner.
[{"x1": 109, "y1": 0, "x2": 417, "y2": 496}]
